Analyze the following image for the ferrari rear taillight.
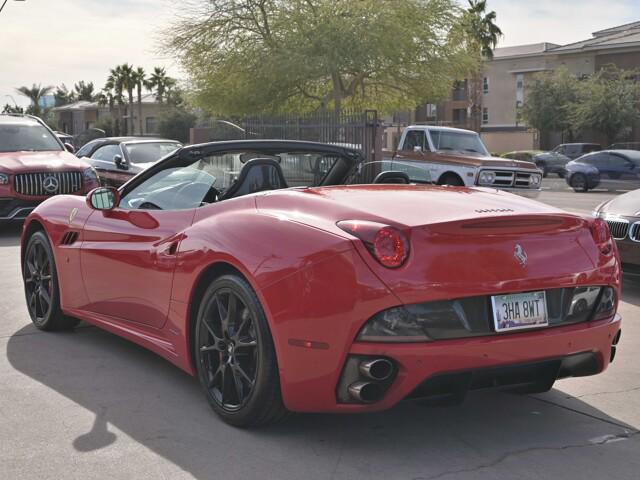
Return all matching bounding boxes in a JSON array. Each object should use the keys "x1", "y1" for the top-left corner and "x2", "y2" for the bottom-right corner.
[
  {"x1": 337, "y1": 220, "x2": 410, "y2": 268},
  {"x1": 589, "y1": 218, "x2": 613, "y2": 255}
]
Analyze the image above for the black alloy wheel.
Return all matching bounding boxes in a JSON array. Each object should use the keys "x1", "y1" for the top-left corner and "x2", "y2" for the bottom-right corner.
[
  {"x1": 195, "y1": 275, "x2": 287, "y2": 426},
  {"x1": 570, "y1": 173, "x2": 588, "y2": 192},
  {"x1": 23, "y1": 231, "x2": 79, "y2": 331}
]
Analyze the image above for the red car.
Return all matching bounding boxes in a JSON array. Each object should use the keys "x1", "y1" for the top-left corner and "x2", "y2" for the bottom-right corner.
[
  {"x1": 0, "y1": 114, "x2": 99, "y2": 222},
  {"x1": 20, "y1": 140, "x2": 622, "y2": 427}
]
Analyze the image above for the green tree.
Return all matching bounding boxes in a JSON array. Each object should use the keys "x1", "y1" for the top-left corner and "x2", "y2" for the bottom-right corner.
[
  {"x1": 104, "y1": 69, "x2": 125, "y2": 135},
  {"x1": 2, "y1": 103, "x2": 24, "y2": 114},
  {"x1": 15, "y1": 83, "x2": 54, "y2": 117},
  {"x1": 463, "y1": 0, "x2": 503, "y2": 131},
  {"x1": 157, "y1": 108, "x2": 196, "y2": 143},
  {"x1": 166, "y1": 0, "x2": 474, "y2": 115},
  {"x1": 571, "y1": 66, "x2": 640, "y2": 145},
  {"x1": 147, "y1": 67, "x2": 176, "y2": 104},
  {"x1": 115, "y1": 64, "x2": 137, "y2": 135},
  {"x1": 133, "y1": 67, "x2": 146, "y2": 135},
  {"x1": 54, "y1": 84, "x2": 75, "y2": 106},
  {"x1": 74, "y1": 81, "x2": 97, "y2": 101},
  {"x1": 521, "y1": 68, "x2": 579, "y2": 140}
]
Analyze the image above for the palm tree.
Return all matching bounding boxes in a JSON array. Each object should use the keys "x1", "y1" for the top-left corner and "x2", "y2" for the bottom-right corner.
[
  {"x1": 133, "y1": 67, "x2": 146, "y2": 135},
  {"x1": 74, "y1": 81, "x2": 97, "y2": 101},
  {"x1": 117, "y1": 64, "x2": 136, "y2": 134},
  {"x1": 464, "y1": 0, "x2": 503, "y2": 132},
  {"x1": 105, "y1": 68, "x2": 125, "y2": 136},
  {"x1": 54, "y1": 84, "x2": 75, "y2": 106},
  {"x1": 15, "y1": 83, "x2": 54, "y2": 117},
  {"x1": 147, "y1": 67, "x2": 175, "y2": 103}
]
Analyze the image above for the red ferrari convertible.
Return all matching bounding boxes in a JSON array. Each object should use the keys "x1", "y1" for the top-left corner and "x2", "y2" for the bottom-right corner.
[{"x1": 20, "y1": 140, "x2": 622, "y2": 427}]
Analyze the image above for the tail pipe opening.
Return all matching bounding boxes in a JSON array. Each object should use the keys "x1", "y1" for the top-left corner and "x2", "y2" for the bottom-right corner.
[{"x1": 336, "y1": 355, "x2": 397, "y2": 404}]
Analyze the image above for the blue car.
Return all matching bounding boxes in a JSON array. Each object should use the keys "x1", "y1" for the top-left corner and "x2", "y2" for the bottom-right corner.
[{"x1": 566, "y1": 150, "x2": 640, "y2": 192}]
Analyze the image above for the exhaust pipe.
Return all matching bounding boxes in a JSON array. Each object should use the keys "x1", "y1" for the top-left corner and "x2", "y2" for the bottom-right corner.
[
  {"x1": 359, "y1": 358, "x2": 394, "y2": 381},
  {"x1": 348, "y1": 382, "x2": 383, "y2": 403}
]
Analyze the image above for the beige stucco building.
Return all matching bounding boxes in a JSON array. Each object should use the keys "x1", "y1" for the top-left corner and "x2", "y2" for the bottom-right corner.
[
  {"x1": 479, "y1": 21, "x2": 640, "y2": 153},
  {"x1": 52, "y1": 93, "x2": 168, "y2": 137}
]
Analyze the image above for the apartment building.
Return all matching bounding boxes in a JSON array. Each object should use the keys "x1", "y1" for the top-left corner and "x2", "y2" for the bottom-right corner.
[{"x1": 419, "y1": 21, "x2": 640, "y2": 153}]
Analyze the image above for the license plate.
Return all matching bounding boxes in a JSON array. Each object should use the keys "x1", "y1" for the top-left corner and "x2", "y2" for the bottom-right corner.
[{"x1": 491, "y1": 291, "x2": 548, "y2": 332}]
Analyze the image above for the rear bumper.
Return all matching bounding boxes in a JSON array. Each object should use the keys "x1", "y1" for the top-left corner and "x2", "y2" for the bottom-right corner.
[{"x1": 286, "y1": 313, "x2": 621, "y2": 413}]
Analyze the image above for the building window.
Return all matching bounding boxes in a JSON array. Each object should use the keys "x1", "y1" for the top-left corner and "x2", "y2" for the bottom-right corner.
[
  {"x1": 516, "y1": 100, "x2": 523, "y2": 126},
  {"x1": 453, "y1": 79, "x2": 468, "y2": 101},
  {"x1": 516, "y1": 74, "x2": 524, "y2": 101},
  {"x1": 482, "y1": 108, "x2": 489, "y2": 125},
  {"x1": 453, "y1": 108, "x2": 467, "y2": 125},
  {"x1": 146, "y1": 117, "x2": 158, "y2": 134},
  {"x1": 483, "y1": 77, "x2": 489, "y2": 94}
]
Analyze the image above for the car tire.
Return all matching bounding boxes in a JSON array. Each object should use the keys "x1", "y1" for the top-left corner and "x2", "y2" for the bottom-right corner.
[
  {"x1": 570, "y1": 173, "x2": 588, "y2": 192},
  {"x1": 536, "y1": 163, "x2": 548, "y2": 178},
  {"x1": 438, "y1": 173, "x2": 464, "y2": 186},
  {"x1": 194, "y1": 274, "x2": 288, "y2": 427},
  {"x1": 23, "y1": 231, "x2": 80, "y2": 331}
]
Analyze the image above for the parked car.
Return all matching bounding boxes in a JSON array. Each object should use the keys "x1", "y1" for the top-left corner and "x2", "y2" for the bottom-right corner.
[
  {"x1": 54, "y1": 131, "x2": 74, "y2": 149},
  {"x1": 565, "y1": 150, "x2": 640, "y2": 192},
  {"x1": 21, "y1": 139, "x2": 620, "y2": 427},
  {"x1": 593, "y1": 188, "x2": 640, "y2": 275},
  {"x1": 552, "y1": 143, "x2": 601, "y2": 160},
  {"x1": 609, "y1": 142, "x2": 640, "y2": 151},
  {"x1": 0, "y1": 114, "x2": 99, "y2": 223},
  {"x1": 386, "y1": 126, "x2": 541, "y2": 196},
  {"x1": 502, "y1": 150, "x2": 571, "y2": 177},
  {"x1": 77, "y1": 137, "x2": 182, "y2": 187}
]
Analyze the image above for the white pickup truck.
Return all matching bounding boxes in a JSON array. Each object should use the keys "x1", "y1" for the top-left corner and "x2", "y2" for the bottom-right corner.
[{"x1": 384, "y1": 126, "x2": 541, "y2": 196}]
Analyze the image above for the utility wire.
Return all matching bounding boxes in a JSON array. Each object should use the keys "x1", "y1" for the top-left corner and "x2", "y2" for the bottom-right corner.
[{"x1": 0, "y1": 1, "x2": 8, "y2": 14}]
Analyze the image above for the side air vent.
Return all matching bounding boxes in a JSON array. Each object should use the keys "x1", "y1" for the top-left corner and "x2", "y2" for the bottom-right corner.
[{"x1": 60, "y1": 231, "x2": 79, "y2": 246}]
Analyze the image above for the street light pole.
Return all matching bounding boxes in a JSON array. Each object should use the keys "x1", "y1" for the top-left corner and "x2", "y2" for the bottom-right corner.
[
  {"x1": 3, "y1": 95, "x2": 18, "y2": 107},
  {"x1": 0, "y1": 0, "x2": 26, "y2": 15}
]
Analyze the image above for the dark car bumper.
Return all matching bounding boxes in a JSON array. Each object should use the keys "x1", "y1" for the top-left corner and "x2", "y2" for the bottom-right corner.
[
  {"x1": 616, "y1": 238, "x2": 640, "y2": 274},
  {"x1": 0, "y1": 198, "x2": 43, "y2": 222}
]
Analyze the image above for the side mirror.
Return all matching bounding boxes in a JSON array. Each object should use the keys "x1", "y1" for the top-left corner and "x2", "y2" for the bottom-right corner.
[
  {"x1": 114, "y1": 154, "x2": 128, "y2": 170},
  {"x1": 64, "y1": 143, "x2": 75, "y2": 154},
  {"x1": 87, "y1": 187, "x2": 120, "y2": 211}
]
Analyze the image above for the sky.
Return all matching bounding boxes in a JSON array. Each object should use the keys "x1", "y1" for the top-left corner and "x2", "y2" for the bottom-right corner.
[{"x1": 1, "y1": 0, "x2": 639, "y2": 108}]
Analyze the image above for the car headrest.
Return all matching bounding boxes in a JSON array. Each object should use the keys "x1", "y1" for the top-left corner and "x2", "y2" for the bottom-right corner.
[
  {"x1": 219, "y1": 158, "x2": 288, "y2": 200},
  {"x1": 373, "y1": 171, "x2": 411, "y2": 185}
]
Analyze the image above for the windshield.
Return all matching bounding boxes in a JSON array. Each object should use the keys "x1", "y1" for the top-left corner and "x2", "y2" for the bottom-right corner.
[
  {"x1": 124, "y1": 142, "x2": 182, "y2": 164},
  {"x1": 429, "y1": 130, "x2": 489, "y2": 156},
  {"x1": 121, "y1": 150, "x2": 342, "y2": 210},
  {"x1": 0, "y1": 123, "x2": 62, "y2": 153}
]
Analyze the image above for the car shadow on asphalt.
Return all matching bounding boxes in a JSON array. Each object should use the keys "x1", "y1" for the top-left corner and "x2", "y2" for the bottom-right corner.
[
  {"x1": 6, "y1": 322, "x2": 639, "y2": 479},
  {"x1": 0, "y1": 224, "x2": 21, "y2": 247}
]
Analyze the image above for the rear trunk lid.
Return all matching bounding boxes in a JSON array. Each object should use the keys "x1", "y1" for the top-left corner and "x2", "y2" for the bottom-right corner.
[{"x1": 257, "y1": 185, "x2": 613, "y2": 304}]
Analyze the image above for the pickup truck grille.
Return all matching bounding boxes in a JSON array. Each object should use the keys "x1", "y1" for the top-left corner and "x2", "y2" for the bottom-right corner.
[
  {"x1": 14, "y1": 171, "x2": 83, "y2": 197},
  {"x1": 479, "y1": 169, "x2": 538, "y2": 189}
]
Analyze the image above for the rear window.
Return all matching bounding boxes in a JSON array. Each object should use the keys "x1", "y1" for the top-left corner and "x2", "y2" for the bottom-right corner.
[
  {"x1": 0, "y1": 123, "x2": 62, "y2": 152},
  {"x1": 124, "y1": 142, "x2": 182, "y2": 164},
  {"x1": 583, "y1": 144, "x2": 601, "y2": 153}
]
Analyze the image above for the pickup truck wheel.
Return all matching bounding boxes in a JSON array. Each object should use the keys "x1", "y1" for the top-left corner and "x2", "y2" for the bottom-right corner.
[{"x1": 438, "y1": 173, "x2": 464, "y2": 187}]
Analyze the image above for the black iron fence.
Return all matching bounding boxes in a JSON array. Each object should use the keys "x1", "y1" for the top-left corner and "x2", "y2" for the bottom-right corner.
[{"x1": 193, "y1": 110, "x2": 382, "y2": 163}]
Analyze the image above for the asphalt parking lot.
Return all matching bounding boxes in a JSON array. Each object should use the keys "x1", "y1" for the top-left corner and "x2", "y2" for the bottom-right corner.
[{"x1": 1, "y1": 181, "x2": 639, "y2": 480}]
